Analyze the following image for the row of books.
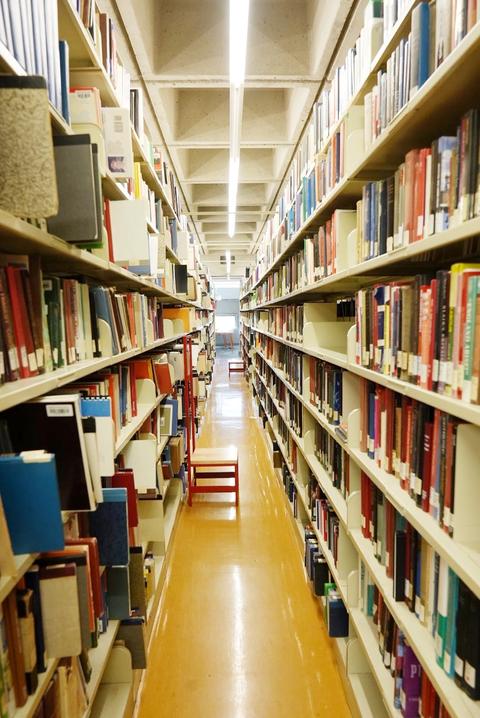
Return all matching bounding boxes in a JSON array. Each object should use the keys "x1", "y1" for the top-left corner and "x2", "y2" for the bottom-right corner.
[
  {"x1": 71, "y1": 0, "x2": 130, "y2": 110},
  {"x1": 246, "y1": 104, "x2": 480, "y2": 304},
  {"x1": 364, "y1": 1, "x2": 480, "y2": 150},
  {"x1": 360, "y1": 379, "x2": 460, "y2": 533},
  {"x1": 274, "y1": 0, "x2": 413, "y2": 238},
  {"x1": 304, "y1": 528, "x2": 349, "y2": 637},
  {"x1": 0, "y1": 258, "x2": 172, "y2": 384},
  {"x1": 361, "y1": 484, "x2": 480, "y2": 703},
  {"x1": 153, "y1": 145, "x2": 184, "y2": 221},
  {"x1": 309, "y1": 357, "x2": 344, "y2": 428},
  {"x1": 359, "y1": 571, "x2": 453, "y2": 717},
  {"x1": 0, "y1": 493, "x2": 149, "y2": 715},
  {"x1": 308, "y1": 486, "x2": 341, "y2": 568},
  {"x1": 255, "y1": 355, "x2": 304, "y2": 438},
  {"x1": 255, "y1": 380, "x2": 299, "y2": 476},
  {"x1": 0, "y1": 0, "x2": 66, "y2": 117},
  {"x1": 314, "y1": 426, "x2": 350, "y2": 500},
  {"x1": 0, "y1": 384, "x2": 181, "y2": 527},
  {"x1": 245, "y1": 1, "x2": 480, "y2": 292},
  {"x1": 255, "y1": 306, "x2": 304, "y2": 344},
  {"x1": 313, "y1": 0, "x2": 411, "y2": 154},
  {"x1": 355, "y1": 263, "x2": 480, "y2": 403}
]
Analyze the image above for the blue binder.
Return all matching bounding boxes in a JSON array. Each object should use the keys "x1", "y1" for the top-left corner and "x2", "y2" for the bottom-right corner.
[{"x1": 0, "y1": 452, "x2": 64, "y2": 554}]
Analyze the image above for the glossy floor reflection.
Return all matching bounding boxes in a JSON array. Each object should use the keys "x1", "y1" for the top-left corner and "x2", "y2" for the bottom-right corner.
[{"x1": 137, "y1": 357, "x2": 351, "y2": 718}]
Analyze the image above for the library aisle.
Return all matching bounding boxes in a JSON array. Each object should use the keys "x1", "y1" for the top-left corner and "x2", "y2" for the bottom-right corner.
[{"x1": 137, "y1": 356, "x2": 351, "y2": 718}]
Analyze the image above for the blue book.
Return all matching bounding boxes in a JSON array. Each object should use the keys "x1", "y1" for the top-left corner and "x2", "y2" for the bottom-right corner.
[
  {"x1": 25, "y1": 567, "x2": 47, "y2": 673},
  {"x1": 88, "y1": 488, "x2": 129, "y2": 566},
  {"x1": 410, "y1": 3, "x2": 430, "y2": 94},
  {"x1": 327, "y1": 592, "x2": 349, "y2": 637},
  {"x1": 58, "y1": 40, "x2": 70, "y2": 123},
  {"x1": 332, "y1": 371, "x2": 342, "y2": 426},
  {"x1": 91, "y1": 287, "x2": 119, "y2": 355},
  {"x1": 0, "y1": 452, "x2": 64, "y2": 554},
  {"x1": 165, "y1": 397, "x2": 178, "y2": 435}
]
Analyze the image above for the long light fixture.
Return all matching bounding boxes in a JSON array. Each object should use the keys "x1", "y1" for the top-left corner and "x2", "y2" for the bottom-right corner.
[{"x1": 228, "y1": 0, "x2": 249, "y2": 240}]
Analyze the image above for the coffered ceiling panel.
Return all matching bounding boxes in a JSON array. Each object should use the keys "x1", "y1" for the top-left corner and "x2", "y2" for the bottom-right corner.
[{"x1": 114, "y1": 0, "x2": 355, "y2": 275}]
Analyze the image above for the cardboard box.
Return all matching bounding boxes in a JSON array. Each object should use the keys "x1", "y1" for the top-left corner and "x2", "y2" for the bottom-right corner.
[{"x1": 169, "y1": 435, "x2": 185, "y2": 475}]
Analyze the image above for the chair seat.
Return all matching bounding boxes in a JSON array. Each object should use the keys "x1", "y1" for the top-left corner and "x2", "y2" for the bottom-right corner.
[
  {"x1": 188, "y1": 446, "x2": 239, "y2": 506},
  {"x1": 191, "y1": 447, "x2": 238, "y2": 465}
]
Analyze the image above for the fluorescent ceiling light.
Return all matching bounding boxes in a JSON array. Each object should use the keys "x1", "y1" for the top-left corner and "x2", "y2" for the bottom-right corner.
[
  {"x1": 228, "y1": 0, "x2": 249, "y2": 241},
  {"x1": 230, "y1": 0, "x2": 250, "y2": 88}
]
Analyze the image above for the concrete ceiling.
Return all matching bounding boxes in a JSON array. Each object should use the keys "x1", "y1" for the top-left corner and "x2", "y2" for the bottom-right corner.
[{"x1": 114, "y1": 0, "x2": 354, "y2": 276}]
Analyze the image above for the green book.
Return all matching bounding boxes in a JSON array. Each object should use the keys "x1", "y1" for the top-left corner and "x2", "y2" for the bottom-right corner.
[
  {"x1": 435, "y1": 557, "x2": 449, "y2": 668},
  {"x1": 443, "y1": 568, "x2": 459, "y2": 677},
  {"x1": 462, "y1": 275, "x2": 478, "y2": 402}
]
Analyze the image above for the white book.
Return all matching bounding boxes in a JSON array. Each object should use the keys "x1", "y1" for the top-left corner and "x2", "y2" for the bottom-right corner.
[
  {"x1": 102, "y1": 106, "x2": 134, "y2": 179},
  {"x1": 109, "y1": 198, "x2": 149, "y2": 264},
  {"x1": 70, "y1": 87, "x2": 102, "y2": 126}
]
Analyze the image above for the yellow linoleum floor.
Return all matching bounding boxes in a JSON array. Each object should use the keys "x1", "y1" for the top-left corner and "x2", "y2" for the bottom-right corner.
[{"x1": 137, "y1": 354, "x2": 351, "y2": 718}]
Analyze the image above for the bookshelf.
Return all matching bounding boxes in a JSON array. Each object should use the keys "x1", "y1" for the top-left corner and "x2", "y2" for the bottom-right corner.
[
  {"x1": 241, "y1": 3, "x2": 480, "y2": 716},
  {"x1": 0, "y1": 1, "x2": 216, "y2": 716}
]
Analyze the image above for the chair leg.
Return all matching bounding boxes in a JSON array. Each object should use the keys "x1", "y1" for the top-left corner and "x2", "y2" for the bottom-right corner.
[{"x1": 235, "y1": 463, "x2": 239, "y2": 506}]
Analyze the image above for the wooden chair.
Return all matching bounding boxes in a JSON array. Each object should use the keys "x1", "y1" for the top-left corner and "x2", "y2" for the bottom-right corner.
[
  {"x1": 228, "y1": 359, "x2": 245, "y2": 376},
  {"x1": 188, "y1": 447, "x2": 239, "y2": 506}
]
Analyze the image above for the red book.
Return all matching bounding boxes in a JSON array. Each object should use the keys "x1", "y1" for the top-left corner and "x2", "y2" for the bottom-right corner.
[
  {"x1": 5, "y1": 266, "x2": 34, "y2": 378},
  {"x1": 111, "y1": 470, "x2": 139, "y2": 528},
  {"x1": 385, "y1": 500, "x2": 395, "y2": 579},
  {"x1": 62, "y1": 279, "x2": 76, "y2": 365},
  {"x1": 421, "y1": 421, "x2": 433, "y2": 513},
  {"x1": 104, "y1": 199, "x2": 114, "y2": 262},
  {"x1": 126, "y1": 294, "x2": 136, "y2": 348},
  {"x1": 0, "y1": 268, "x2": 20, "y2": 381},
  {"x1": 401, "y1": 401, "x2": 413, "y2": 492},
  {"x1": 442, "y1": 419, "x2": 458, "y2": 535},
  {"x1": 413, "y1": 148, "x2": 431, "y2": 241},
  {"x1": 66, "y1": 537, "x2": 103, "y2": 620},
  {"x1": 385, "y1": 389, "x2": 395, "y2": 474},
  {"x1": 427, "y1": 278, "x2": 438, "y2": 391},
  {"x1": 404, "y1": 149, "x2": 419, "y2": 243},
  {"x1": 429, "y1": 410, "x2": 441, "y2": 518},
  {"x1": 3, "y1": 590, "x2": 28, "y2": 707}
]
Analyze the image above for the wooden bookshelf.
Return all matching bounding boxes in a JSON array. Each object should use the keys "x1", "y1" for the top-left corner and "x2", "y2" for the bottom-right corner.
[
  {"x1": 241, "y1": 216, "x2": 480, "y2": 308},
  {"x1": 0, "y1": 554, "x2": 38, "y2": 604},
  {"x1": 0, "y1": 331, "x2": 189, "y2": 413},
  {"x1": 0, "y1": 2, "x2": 216, "y2": 717},
  {"x1": 242, "y1": 24, "x2": 480, "y2": 302},
  {"x1": 253, "y1": 380, "x2": 480, "y2": 718},
  {"x1": 252, "y1": 340, "x2": 480, "y2": 598}
]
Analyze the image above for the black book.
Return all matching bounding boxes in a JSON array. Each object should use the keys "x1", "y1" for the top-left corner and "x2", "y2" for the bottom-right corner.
[
  {"x1": 4, "y1": 395, "x2": 95, "y2": 511},
  {"x1": 454, "y1": 580, "x2": 470, "y2": 688},
  {"x1": 313, "y1": 556, "x2": 330, "y2": 598},
  {"x1": 463, "y1": 591, "x2": 480, "y2": 699},
  {"x1": 393, "y1": 530, "x2": 406, "y2": 601}
]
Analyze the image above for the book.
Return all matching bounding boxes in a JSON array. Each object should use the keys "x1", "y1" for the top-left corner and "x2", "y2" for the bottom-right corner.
[
  {"x1": 38, "y1": 564, "x2": 82, "y2": 659},
  {"x1": 0, "y1": 75, "x2": 58, "y2": 218},
  {"x1": 47, "y1": 134, "x2": 101, "y2": 246},
  {"x1": 0, "y1": 452, "x2": 63, "y2": 554},
  {"x1": 88, "y1": 487, "x2": 129, "y2": 566},
  {"x1": 4, "y1": 394, "x2": 96, "y2": 512}
]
